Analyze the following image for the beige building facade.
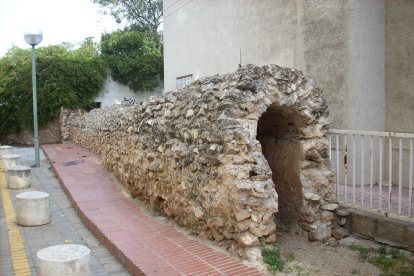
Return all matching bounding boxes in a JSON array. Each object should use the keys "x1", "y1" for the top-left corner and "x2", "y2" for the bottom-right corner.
[{"x1": 163, "y1": 0, "x2": 414, "y2": 133}]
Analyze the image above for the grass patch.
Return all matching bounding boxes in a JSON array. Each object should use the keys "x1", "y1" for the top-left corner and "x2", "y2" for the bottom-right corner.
[
  {"x1": 349, "y1": 244, "x2": 370, "y2": 260},
  {"x1": 350, "y1": 244, "x2": 414, "y2": 275},
  {"x1": 286, "y1": 253, "x2": 296, "y2": 262},
  {"x1": 260, "y1": 245, "x2": 285, "y2": 273}
]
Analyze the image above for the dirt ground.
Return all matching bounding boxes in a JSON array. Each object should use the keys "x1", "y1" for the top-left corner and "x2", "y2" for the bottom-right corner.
[{"x1": 265, "y1": 234, "x2": 383, "y2": 276}]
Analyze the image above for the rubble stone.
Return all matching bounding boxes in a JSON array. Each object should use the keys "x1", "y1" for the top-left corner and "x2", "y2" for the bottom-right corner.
[
  {"x1": 332, "y1": 227, "x2": 350, "y2": 240},
  {"x1": 66, "y1": 64, "x2": 336, "y2": 249}
]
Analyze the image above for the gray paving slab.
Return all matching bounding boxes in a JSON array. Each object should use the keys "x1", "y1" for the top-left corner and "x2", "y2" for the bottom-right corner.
[{"x1": 0, "y1": 147, "x2": 130, "y2": 276}]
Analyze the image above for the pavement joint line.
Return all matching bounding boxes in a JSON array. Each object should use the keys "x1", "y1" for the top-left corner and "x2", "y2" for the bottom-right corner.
[{"x1": 0, "y1": 162, "x2": 32, "y2": 276}]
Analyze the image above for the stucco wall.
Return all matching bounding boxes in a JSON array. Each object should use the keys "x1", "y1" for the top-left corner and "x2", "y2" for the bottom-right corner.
[
  {"x1": 95, "y1": 75, "x2": 164, "y2": 108},
  {"x1": 385, "y1": 0, "x2": 414, "y2": 133},
  {"x1": 163, "y1": 0, "x2": 387, "y2": 131}
]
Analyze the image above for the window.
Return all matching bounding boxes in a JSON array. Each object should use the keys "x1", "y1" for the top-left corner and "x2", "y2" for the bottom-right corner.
[{"x1": 176, "y1": 75, "x2": 192, "y2": 90}]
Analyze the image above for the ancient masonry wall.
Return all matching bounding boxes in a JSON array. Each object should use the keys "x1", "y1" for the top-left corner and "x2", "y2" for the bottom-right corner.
[
  {"x1": 67, "y1": 65, "x2": 337, "y2": 251},
  {"x1": 0, "y1": 115, "x2": 62, "y2": 145}
]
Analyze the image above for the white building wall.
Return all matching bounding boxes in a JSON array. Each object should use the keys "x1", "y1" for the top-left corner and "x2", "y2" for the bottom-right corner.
[
  {"x1": 95, "y1": 75, "x2": 164, "y2": 108},
  {"x1": 163, "y1": 0, "x2": 386, "y2": 132}
]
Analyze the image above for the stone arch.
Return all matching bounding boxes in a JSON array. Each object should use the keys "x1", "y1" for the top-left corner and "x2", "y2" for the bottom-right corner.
[
  {"x1": 67, "y1": 64, "x2": 337, "y2": 249},
  {"x1": 256, "y1": 105, "x2": 306, "y2": 234},
  {"x1": 249, "y1": 64, "x2": 336, "y2": 241}
]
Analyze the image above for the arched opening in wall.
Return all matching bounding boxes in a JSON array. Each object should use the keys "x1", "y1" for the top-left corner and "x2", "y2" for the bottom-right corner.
[{"x1": 256, "y1": 105, "x2": 306, "y2": 234}]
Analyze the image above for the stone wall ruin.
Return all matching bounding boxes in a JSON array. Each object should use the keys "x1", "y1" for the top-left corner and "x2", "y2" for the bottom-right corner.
[{"x1": 67, "y1": 64, "x2": 337, "y2": 251}]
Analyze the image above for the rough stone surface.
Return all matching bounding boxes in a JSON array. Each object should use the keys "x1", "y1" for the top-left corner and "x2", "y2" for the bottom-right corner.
[
  {"x1": 332, "y1": 227, "x2": 350, "y2": 240},
  {"x1": 67, "y1": 64, "x2": 336, "y2": 248},
  {"x1": 344, "y1": 209, "x2": 414, "y2": 252},
  {"x1": 0, "y1": 115, "x2": 62, "y2": 145},
  {"x1": 336, "y1": 209, "x2": 351, "y2": 216},
  {"x1": 321, "y1": 203, "x2": 339, "y2": 211},
  {"x1": 304, "y1": 192, "x2": 321, "y2": 201}
]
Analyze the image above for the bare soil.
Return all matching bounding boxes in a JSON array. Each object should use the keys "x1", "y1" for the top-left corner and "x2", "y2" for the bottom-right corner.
[{"x1": 268, "y1": 234, "x2": 382, "y2": 276}]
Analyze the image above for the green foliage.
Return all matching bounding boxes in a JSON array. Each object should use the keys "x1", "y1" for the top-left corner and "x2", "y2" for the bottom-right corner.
[
  {"x1": 286, "y1": 252, "x2": 296, "y2": 262},
  {"x1": 380, "y1": 245, "x2": 388, "y2": 255},
  {"x1": 100, "y1": 24, "x2": 163, "y2": 92},
  {"x1": 381, "y1": 264, "x2": 414, "y2": 276},
  {"x1": 390, "y1": 248, "x2": 403, "y2": 258},
  {"x1": 351, "y1": 245, "x2": 370, "y2": 260},
  {"x1": 91, "y1": 0, "x2": 163, "y2": 34},
  {"x1": 350, "y1": 243, "x2": 414, "y2": 275},
  {"x1": 0, "y1": 40, "x2": 107, "y2": 137},
  {"x1": 371, "y1": 254, "x2": 397, "y2": 270},
  {"x1": 260, "y1": 245, "x2": 285, "y2": 273}
]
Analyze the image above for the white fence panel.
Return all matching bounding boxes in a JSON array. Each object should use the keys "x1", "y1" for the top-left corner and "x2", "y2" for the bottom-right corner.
[{"x1": 328, "y1": 129, "x2": 414, "y2": 222}]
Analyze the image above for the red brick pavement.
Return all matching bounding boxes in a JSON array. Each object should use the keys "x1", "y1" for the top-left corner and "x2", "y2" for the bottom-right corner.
[{"x1": 42, "y1": 143, "x2": 265, "y2": 276}]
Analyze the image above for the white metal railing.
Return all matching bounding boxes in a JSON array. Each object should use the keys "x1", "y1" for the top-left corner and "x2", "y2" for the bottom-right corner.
[{"x1": 328, "y1": 129, "x2": 414, "y2": 222}]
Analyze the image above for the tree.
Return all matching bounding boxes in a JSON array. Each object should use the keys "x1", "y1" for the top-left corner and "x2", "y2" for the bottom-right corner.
[
  {"x1": 100, "y1": 24, "x2": 163, "y2": 92},
  {"x1": 0, "y1": 41, "x2": 107, "y2": 137},
  {"x1": 92, "y1": 0, "x2": 163, "y2": 34}
]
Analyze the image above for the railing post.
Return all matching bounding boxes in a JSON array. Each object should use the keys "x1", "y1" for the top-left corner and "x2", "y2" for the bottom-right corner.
[
  {"x1": 398, "y1": 138, "x2": 403, "y2": 215},
  {"x1": 379, "y1": 136, "x2": 383, "y2": 212},
  {"x1": 361, "y1": 135, "x2": 364, "y2": 207},
  {"x1": 409, "y1": 138, "x2": 413, "y2": 218},
  {"x1": 388, "y1": 137, "x2": 393, "y2": 213},
  {"x1": 370, "y1": 135, "x2": 373, "y2": 209},
  {"x1": 352, "y1": 134, "x2": 356, "y2": 205},
  {"x1": 336, "y1": 135, "x2": 340, "y2": 201}
]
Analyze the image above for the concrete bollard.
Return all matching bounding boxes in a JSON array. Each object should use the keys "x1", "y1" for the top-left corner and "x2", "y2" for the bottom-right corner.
[
  {"x1": 7, "y1": 166, "x2": 31, "y2": 189},
  {"x1": 37, "y1": 244, "x2": 91, "y2": 276},
  {"x1": 0, "y1": 145, "x2": 13, "y2": 160},
  {"x1": 16, "y1": 191, "x2": 50, "y2": 226},
  {"x1": 2, "y1": 154, "x2": 21, "y2": 172}
]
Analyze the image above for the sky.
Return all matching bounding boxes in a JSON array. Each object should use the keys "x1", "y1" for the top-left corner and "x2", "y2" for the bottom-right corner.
[{"x1": 0, "y1": 0, "x2": 122, "y2": 57}]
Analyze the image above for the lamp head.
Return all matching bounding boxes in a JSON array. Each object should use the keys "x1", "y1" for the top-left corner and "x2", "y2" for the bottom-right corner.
[{"x1": 24, "y1": 27, "x2": 43, "y2": 46}]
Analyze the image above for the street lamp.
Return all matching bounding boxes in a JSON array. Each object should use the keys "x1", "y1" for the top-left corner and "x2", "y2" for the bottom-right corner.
[{"x1": 24, "y1": 27, "x2": 43, "y2": 167}]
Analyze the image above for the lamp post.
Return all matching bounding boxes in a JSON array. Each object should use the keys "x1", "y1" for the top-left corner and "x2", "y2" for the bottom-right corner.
[{"x1": 24, "y1": 27, "x2": 43, "y2": 167}]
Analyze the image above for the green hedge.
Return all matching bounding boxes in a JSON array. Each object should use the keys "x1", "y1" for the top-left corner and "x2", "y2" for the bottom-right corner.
[
  {"x1": 100, "y1": 25, "x2": 163, "y2": 92},
  {"x1": 0, "y1": 41, "x2": 107, "y2": 137}
]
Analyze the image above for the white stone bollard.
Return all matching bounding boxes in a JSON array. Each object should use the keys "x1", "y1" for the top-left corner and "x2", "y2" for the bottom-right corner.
[
  {"x1": 0, "y1": 145, "x2": 13, "y2": 160},
  {"x1": 16, "y1": 191, "x2": 50, "y2": 226},
  {"x1": 2, "y1": 154, "x2": 21, "y2": 172},
  {"x1": 7, "y1": 166, "x2": 32, "y2": 189},
  {"x1": 37, "y1": 244, "x2": 91, "y2": 276}
]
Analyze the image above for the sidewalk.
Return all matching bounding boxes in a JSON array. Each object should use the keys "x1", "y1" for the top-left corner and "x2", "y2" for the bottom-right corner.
[
  {"x1": 0, "y1": 147, "x2": 130, "y2": 275},
  {"x1": 42, "y1": 143, "x2": 265, "y2": 276}
]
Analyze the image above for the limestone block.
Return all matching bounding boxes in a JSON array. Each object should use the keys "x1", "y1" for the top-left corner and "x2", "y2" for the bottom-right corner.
[
  {"x1": 332, "y1": 227, "x2": 350, "y2": 240},
  {"x1": 7, "y1": 166, "x2": 31, "y2": 189},
  {"x1": 37, "y1": 244, "x2": 91, "y2": 276},
  {"x1": 16, "y1": 191, "x2": 50, "y2": 226},
  {"x1": 238, "y1": 232, "x2": 260, "y2": 247},
  {"x1": 265, "y1": 233, "x2": 277, "y2": 243},
  {"x1": 321, "y1": 203, "x2": 339, "y2": 211},
  {"x1": 0, "y1": 145, "x2": 13, "y2": 159},
  {"x1": 336, "y1": 209, "x2": 351, "y2": 216},
  {"x1": 304, "y1": 192, "x2": 321, "y2": 201},
  {"x1": 2, "y1": 154, "x2": 21, "y2": 172}
]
